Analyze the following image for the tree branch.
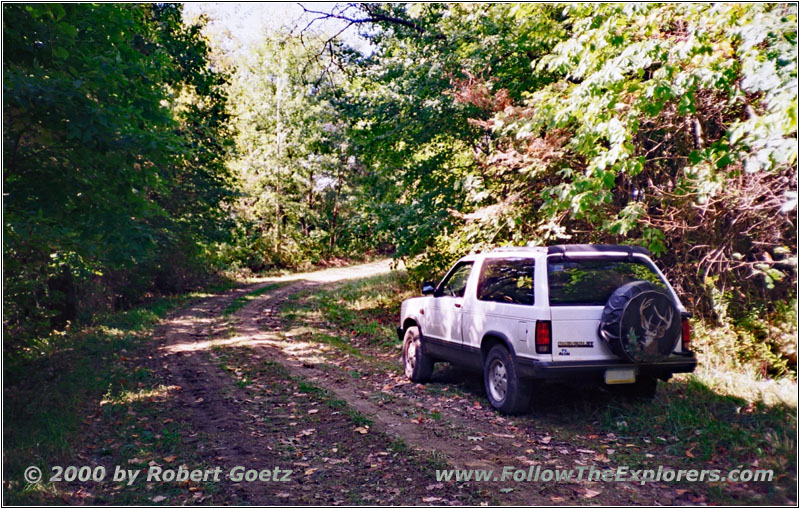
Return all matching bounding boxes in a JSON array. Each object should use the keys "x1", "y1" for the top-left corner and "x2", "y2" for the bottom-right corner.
[{"x1": 298, "y1": 3, "x2": 429, "y2": 35}]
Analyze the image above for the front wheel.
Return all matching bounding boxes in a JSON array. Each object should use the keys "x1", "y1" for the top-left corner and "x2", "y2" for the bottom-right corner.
[
  {"x1": 483, "y1": 345, "x2": 530, "y2": 415},
  {"x1": 402, "y1": 326, "x2": 433, "y2": 383}
]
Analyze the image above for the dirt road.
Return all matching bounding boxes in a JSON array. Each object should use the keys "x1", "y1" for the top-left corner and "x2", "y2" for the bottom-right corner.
[{"x1": 142, "y1": 260, "x2": 781, "y2": 505}]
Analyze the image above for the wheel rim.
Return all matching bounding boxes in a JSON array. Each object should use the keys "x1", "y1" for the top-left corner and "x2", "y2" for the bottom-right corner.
[
  {"x1": 488, "y1": 359, "x2": 507, "y2": 402},
  {"x1": 405, "y1": 340, "x2": 416, "y2": 377}
]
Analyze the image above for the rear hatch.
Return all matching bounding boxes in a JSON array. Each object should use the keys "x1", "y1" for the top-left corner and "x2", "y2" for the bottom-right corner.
[{"x1": 547, "y1": 256, "x2": 672, "y2": 362}]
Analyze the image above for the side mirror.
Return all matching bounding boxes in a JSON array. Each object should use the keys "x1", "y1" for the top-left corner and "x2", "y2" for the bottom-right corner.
[{"x1": 421, "y1": 281, "x2": 436, "y2": 295}]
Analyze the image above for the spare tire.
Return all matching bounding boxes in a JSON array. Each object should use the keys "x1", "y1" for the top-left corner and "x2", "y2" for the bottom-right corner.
[{"x1": 599, "y1": 281, "x2": 680, "y2": 363}]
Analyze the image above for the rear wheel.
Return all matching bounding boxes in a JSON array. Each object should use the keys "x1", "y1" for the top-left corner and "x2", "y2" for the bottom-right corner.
[
  {"x1": 483, "y1": 345, "x2": 530, "y2": 415},
  {"x1": 402, "y1": 326, "x2": 433, "y2": 383}
]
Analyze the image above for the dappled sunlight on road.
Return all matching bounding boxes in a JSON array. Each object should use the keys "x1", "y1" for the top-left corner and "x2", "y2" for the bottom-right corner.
[
  {"x1": 99, "y1": 384, "x2": 181, "y2": 407},
  {"x1": 163, "y1": 260, "x2": 400, "y2": 368},
  {"x1": 164, "y1": 321, "x2": 332, "y2": 367},
  {"x1": 246, "y1": 259, "x2": 397, "y2": 285}
]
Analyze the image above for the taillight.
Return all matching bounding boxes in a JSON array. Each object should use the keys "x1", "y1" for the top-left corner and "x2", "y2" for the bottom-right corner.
[
  {"x1": 681, "y1": 318, "x2": 691, "y2": 351},
  {"x1": 535, "y1": 321, "x2": 551, "y2": 354}
]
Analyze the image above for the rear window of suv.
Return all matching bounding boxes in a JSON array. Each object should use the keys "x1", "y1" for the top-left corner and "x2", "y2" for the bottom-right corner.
[{"x1": 547, "y1": 259, "x2": 666, "y2": 306}]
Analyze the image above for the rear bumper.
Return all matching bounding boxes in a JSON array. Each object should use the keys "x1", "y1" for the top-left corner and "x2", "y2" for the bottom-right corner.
[{"x1": 517, "y1": 354, "x2": 697, "y2": 381}]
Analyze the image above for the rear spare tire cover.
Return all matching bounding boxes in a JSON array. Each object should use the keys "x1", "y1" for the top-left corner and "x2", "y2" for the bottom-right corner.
[{"x1": 599, "y1": 281, "x2": 680, "y2": 363}]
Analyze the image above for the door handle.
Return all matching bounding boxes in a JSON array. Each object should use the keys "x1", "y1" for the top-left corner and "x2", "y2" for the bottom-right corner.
[{"x1": 454, "y1": 303, "x2": 462, "y2": 308}]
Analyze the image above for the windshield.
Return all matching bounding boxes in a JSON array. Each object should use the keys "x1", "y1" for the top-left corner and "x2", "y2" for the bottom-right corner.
[{"x1": 547, "y1": 258, "x2": 667, "y2": 306}]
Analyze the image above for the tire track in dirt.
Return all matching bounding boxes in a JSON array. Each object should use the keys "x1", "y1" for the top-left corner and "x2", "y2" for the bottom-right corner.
[
  {"x1": 151, "y1": 261, "x2": 483, "y2": 504},
  {"x1": 227, "y1": 264, "x2": 559, "y2": 505},
  {"x1": 153, "y1": 282, "x2": 281, "y2": 503}
]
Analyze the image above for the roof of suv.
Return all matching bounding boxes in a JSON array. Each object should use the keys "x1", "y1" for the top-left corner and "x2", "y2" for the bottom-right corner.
[{"x1": 488, "y1": 244, "x2": 651, "y2": 256}]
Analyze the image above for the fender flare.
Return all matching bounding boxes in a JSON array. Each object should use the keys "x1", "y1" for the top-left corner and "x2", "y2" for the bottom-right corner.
[
  {"x1": 480, "y1": 331, "x2": 517, "y2": 362},
  {"x1": 398, "y1": 316, "x2": 422, "y2": 341}
]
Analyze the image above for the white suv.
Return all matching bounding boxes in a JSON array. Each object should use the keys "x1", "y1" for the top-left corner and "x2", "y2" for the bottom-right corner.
[{"x1": 398, "y1": 245, "x2": 697, "y2": 414}]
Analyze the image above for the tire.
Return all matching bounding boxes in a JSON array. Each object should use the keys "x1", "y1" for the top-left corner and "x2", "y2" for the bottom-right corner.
[
  {"x1": 483, "y1": 345, "x2": 530, "y2": 415},
  {"x1": 402, "y1": 326, "x2": 433, "y2": 383},
  {"x1": 599, "y1": 281, "x2": 681, "y2": 363},
  {"x1": 609, "y1": 375, "x2": 658, "y2": 399}
]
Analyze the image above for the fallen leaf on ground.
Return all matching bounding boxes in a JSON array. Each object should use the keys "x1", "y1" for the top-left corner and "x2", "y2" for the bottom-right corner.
[
  {"x1": 583, "y1": 489, "x2": 601, "y2": 499},
  {"x1": 493, "y1": 433, "x2": 514, "y2": 439},
  {"x1": 162, "y1": 456, "x2": 177, "y2": 463},
  {"x1": 152, "y1": 495, "x2": 166, "y2": 503},
  {"x1": 354, "y1": 427, "x2": 368, "y2": 434}
]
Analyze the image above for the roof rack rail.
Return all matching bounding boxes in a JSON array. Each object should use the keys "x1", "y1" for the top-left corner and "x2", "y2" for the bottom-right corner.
[
  {"x1": 489, "y1": 245, "x2": 547, "y2": 253},
  {"x1": 547, "y1": 244, "x2": 651, "y2": 256}
]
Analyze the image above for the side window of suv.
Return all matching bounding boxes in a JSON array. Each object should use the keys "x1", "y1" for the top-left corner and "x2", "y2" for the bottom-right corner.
[
  {"x1": 477, "y1": 258, "x2": 535, "y2": 305},
  {"x1": 438, "y1": 262, "x2": 473, "y2": 297}
]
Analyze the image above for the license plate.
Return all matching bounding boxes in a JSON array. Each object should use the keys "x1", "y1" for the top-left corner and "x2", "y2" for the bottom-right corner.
[{"x1": 605, "y1": 368, "x2": 636, "y2": 384}]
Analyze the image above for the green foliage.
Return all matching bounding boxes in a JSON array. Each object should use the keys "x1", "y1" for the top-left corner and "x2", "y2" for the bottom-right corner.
[
  {"x1": 473, "y1": 4, "x2": 797, "y2": 325},
  {"x1": 315, "y1": 3, "x2": 796, "y2": 376},
  {"x1": 3, "y1": 4, "x2": 233, "y2": 347},
  {"x1": 221, "y1": 33, "x2": 380, "y2": 271}
]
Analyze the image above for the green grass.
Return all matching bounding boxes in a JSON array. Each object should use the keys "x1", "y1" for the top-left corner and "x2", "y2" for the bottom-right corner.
[
  {"x1": 311, "y1": 332, "x2": 365, "y2": 358},
  {"x1": 281, "y1": 272, "x2": 414, "y2": 348},
  {"x1": 222, "y1": 282, "x2": 285, "y2": 315},
  {"x1": 574, "y1": 377, "x2": 796, "y2": 504}
]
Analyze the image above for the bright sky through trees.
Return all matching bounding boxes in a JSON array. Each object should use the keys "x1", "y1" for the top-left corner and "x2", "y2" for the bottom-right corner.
[{"x1": 182, "y1": 2, "x2": 370, "y2": 55}]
